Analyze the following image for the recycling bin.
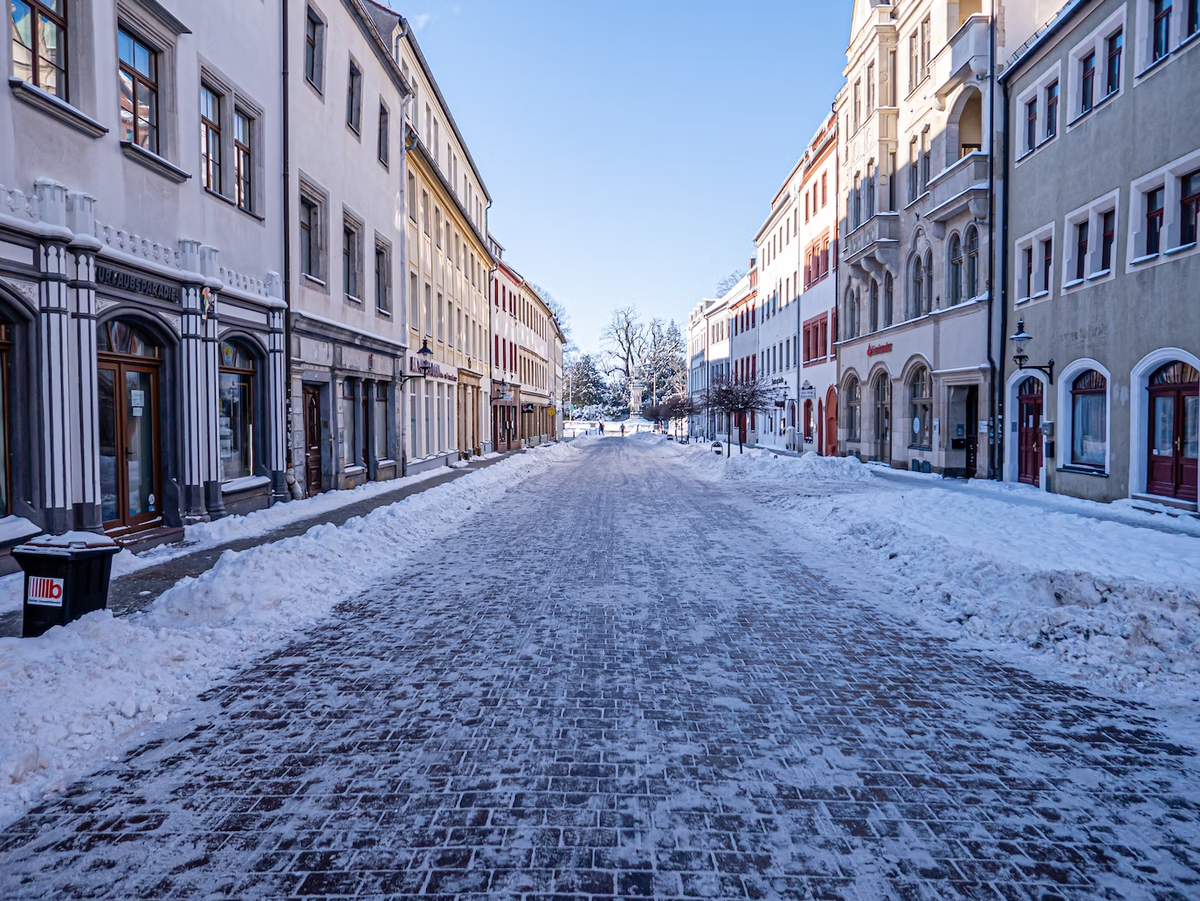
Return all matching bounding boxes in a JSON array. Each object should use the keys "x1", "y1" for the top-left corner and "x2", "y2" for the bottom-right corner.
[{"x1": 11, "y1": 532, "x2": 121, "y2": 638}]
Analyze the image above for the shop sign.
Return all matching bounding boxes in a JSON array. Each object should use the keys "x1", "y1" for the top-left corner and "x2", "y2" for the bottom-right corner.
[
  {"x1": 408, "y1": 354, "x2": 458, "y2": 383},
  {"x1": 521, "y1": 403, "x2": 534, "y2": 412},
  {"x1": 547, "y1": 406, "x2": 556, "y2": 417},
  {"x1": 867, "y1": 342, "x2": 893, "y2": 357},
  {"x1": 27, "y1": 576, "x2": 64, "y2": 607},
  {"x1": 799, "y1": 384, "x2": 816, "y2": 400},
  {"x1": 96, "y1": 265, "x2": 182, "y2": 303}
]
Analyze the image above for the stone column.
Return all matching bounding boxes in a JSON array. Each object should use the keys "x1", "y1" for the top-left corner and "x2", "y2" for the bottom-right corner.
[
  {"x1": 65, "y1": 191, "x2": 104, "y2": 531},
  {"x1": 265, "y1": 271, "x2": 288, "y2": 502},
  {"x1": 199, "y1": 245, "x2": 224, "y2": 519},
  {"x1": 177, "y1": 240, "x2": 210, "y2": 523},
  {"x1": 33, "y1": 179, "x2": 74, "y2": 534}
]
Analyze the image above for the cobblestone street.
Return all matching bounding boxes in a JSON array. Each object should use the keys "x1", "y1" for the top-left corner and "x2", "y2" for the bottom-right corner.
[{"x1": 1, "y1": 439, "x2": 1198, "y2": 900}]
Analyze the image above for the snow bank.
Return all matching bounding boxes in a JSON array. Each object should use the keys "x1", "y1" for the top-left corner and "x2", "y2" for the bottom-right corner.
[
  {"x1": 0, "y1": 442, "x2": 576, "y2": 824},
  {"x1": 663, "y1": 442, "x2": 1200, "y2": 707}
]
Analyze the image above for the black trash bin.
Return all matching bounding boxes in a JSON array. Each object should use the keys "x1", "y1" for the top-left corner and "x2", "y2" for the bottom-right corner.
[{"x1": 11, "y1": 532, "x2": 121, "y2": 638}]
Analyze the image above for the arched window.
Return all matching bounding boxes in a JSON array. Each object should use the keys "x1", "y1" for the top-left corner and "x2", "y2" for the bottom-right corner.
[
  {"x1": 948, "y1": 234, "x2": 963, "y2": 306},
  {"x1": 884, "y1": 273, "x2": 894, "y2": 328},
  {"x1": 804, "y1": 399, "x2": 815, "y2": 442},
  {"x1": 869, "y1": 280, "x2": 879, "y2": 333},
  {"x1": 845, "y1": 376, "x2": 861, "y2": 442},
  {"x1": 0, "y1": 314, "x2": 10, "y2": 515},
  {"x1": 97, "y1": 320, "x2": 160, "y2": 357},
  {"x1": 965, "y1": 226, "x2": 980, "y2": 300},
  {"x1": 910, "y1": 256, "x2": 924, "y2": 320},
  {"x1": 1070, "y1": 369, "x2": 1107, "y2": 469},
  {"x1": 924, "y1": 251, "x2": 934, "y2": 312},
  {"x1": 218, "y1": 340, "x2": 256, "y2": 481},
  {"x1": 909, "y1": 366, "x2": 932, "y2": 448}
]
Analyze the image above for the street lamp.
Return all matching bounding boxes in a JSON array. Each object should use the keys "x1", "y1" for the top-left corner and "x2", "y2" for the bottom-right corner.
[
  {"x1": 399, "y1": 338, "x2": 435, "y2": 386},
  {"x1": 1008, "y1": 319, "x2": 1054, "y2": 384}
]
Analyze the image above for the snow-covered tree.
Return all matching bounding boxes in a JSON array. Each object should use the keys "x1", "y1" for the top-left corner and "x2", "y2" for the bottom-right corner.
[
  {"x1": 709, "y1": 376, "x2": 775, "y2": 456},
  {"x1": 641, "y1": 318, "x2": 687, "y2": 407},
  {"x1": 563, "y1": 354, "x2": 605, "y2": 414},
  {"x1": 601, "y1": 306, "x2": 646, "y2": 410}
]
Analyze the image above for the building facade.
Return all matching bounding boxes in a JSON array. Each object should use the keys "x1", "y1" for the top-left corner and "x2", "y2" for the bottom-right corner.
[
  {"x1": 2, "y1": 0, "x2": 287, "y2": 565},
  {"x1": 1000, "y1": 0, "x2": 1200, "y2": 505},
  {"x1": 728, "y1": 269, "x2": 760, "y2": 446},
  {"x1": 835, "y1": 0, "x2": 1055, "y2": 477}
]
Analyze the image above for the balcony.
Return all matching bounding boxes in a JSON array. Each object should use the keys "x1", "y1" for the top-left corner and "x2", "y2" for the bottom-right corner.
[
  {"x1": 926, "y1": 152, "x2": 988, "y2": 226},
  {"x1": 933, "y1": 14, "x2": 990, "y2": 103},
  {"x1": 844, "y1": 213, "x2": 899, "y2": 273}
]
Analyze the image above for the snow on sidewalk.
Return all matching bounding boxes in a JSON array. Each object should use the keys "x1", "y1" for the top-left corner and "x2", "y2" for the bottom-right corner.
[
  {"x1": 0, "y1": 442, "x2": 577, "y2": 825},
  {"x1": 667, "y1": 440, "x2": 1200, "y2": 715}
]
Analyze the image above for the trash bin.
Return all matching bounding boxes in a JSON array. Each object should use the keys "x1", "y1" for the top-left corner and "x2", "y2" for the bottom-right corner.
[{"x1": 11, "y1": 532, "x2": 121, "y2": 638}]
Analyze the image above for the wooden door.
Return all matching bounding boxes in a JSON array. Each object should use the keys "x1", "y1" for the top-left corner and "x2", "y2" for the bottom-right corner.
[
  {"x1": 1147, "y1": 362, "x2": 1199, "y2": 501},
  {"x1": 1017, "y1": 377, "x2": 1043, "y2": 486},
  {"x1": 964, "y1": 385, "x2": 979, "y2": 475},
  {"x1": 303, "y1": 385, "x2": 323, "y2": 497},
  {"x1": 872, "y1": 377, "x2": 890, "y2": 464},
  {"x1": 98, "y1": 361, "x2": 162, "y2": 534}
]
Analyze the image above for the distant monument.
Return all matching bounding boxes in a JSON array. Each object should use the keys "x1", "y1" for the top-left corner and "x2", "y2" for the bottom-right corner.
[{"x1": 629, "y1": 383, "x2": 645, "y2": 416}]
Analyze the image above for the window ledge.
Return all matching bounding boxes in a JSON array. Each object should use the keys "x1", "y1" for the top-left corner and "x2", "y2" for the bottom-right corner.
[
  {"x1": 121, "y1": 141, "x2": 190, "y2": 183},
  {"x1": 302, "y1": 274, "x2": 326, "y2": 288},
  {"x1": 1031, "y1": 289, "x2": 1051, "y2": 300},
  {"x1": 9, "y1": 78, "x2": 108, "y2": 138},
  {"x1": 1086, "y1": 267, "x2": 1112, "y2": 280},
  {"x1": 375, "y1": 307, "x2": 392, "y2": 318},
  {"x1": 342, "y1": 465, "x2": 366, "y2": 475},
  {"x1": 1164, "y1": 242, "x2": 1197, "y2": 256},
  {"x1": 1068, "y1": 89, "x2": 1119, "y2": 127},
  {"x1": 1062, "y1": 278, "x2": 1085, "y2": 290},
  {"x1": 1130, "y1": 252, "x2": 1160, "y2": 266},
  {"x1": 203, "y1": 186, "x2": 264, "y2": 222},
  {"x1": 1136, "y1": 51, "x2": 1175, "y2": 81},
  {"x1": 1057, "y1": 465, "x2": 1107, "y2": 478},
  {"x1": 344, "y1": 294, "x2": 363, "y2": 305}
]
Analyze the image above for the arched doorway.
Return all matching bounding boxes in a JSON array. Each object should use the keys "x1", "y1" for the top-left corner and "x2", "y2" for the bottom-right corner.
[
  {"x1": 872, "y1": 373, "x2": 891, "y2": 464},
  {"x1": 98, "y1": 319, "x2": 163, "y2": 535},
  {"x1": 1147, "y1": 361, "x2": 1198, "y2": 501},
  {"x1": 1017, "y1": 376, "x2": 1044, "y2": 486},
  {"x1": 824, "y1": 386, "x2": 838, "y2": 457}
]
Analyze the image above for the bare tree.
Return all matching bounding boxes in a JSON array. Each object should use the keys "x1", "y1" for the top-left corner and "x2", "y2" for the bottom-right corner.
[
  {"x1": 716, "y1": 269, "x2": 747, "y2": 296},
  {"x1": 529, "y1": 282, "x2": 575, "y2": 352},
  {"x1": 601, "y1": 306, "x2": 646, "y2": 392},
  {"x1": 708, "y1": 376, "x2": 776, "y2": 456}
]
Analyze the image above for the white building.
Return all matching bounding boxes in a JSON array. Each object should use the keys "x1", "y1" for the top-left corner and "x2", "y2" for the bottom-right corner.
[
  {"x1": 728, "y1": 267, "x2": 761, "y2": 447},
  {"x1": 1, "y1": 0, "x2": 287, "y2": 563}
]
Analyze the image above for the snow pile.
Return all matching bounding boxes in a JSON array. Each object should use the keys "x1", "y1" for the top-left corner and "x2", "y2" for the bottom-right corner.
[
  {"x1": 663, "y1": 443, "x2": 1200, "y2": 704},
  {"x1": 0, "y1": 441, "x2": 577, "y2": 824}
]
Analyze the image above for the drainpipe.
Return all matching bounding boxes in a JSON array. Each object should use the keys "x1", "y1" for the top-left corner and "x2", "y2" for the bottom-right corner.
[
  {"x1": 399, "y1": 102, "x2": 418, "y2": 476},
  {"x1": 281, "y1": 0, "x2": 293, "y2": 493},
  {"x1": 996, "y1": 4, "x2": 1012, "y2": 485},
  {"x1": 985, "y1": 0, "x2": 1000, "y2": 480}
]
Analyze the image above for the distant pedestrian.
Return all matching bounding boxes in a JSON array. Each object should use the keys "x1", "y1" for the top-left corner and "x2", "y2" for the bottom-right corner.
[
  {"x1": 620, "y1": 424, "x2": 626, "y2": 437},
  {"x1": 599, "y1": 422, "x2": 605, "y2": 435}
]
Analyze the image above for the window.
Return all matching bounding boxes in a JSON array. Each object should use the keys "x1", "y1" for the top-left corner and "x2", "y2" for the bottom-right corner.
[
  {"x1": 1081, "y1": 52, "x2": 1096, "y2": 112},
  {"x1": 909, "y1": 32, "x2": 919, "y2": 92},
  {"x1": 218, "y1": 341, "x2": 256, "y2": 482},
  {"x1": 965, "y1": 227, "x2": 979, "y2": 299},
  {"x1": 911, "y1": 256, "x2": 924, "y2": 318},
  {"x1": 1045, "y1": 81, "x2": 1059, "y2": 138},
  {"x1": 424, "y1": 283, "x2": 432, "y2": 337},
  {"x1": 866, "y1": 61, "x2": 875, "y2": 115},
  {"x1": 407, "y1": 172, "x2": 416, "y2": 220},
  {"x1": 1182, "y1": 170, "x2": 1200, "y2": 246},
  {"x1": 949, "y1": 234, "x2": 963, "y2": 306},
  {"x1": 846, "y1": 376, "x2": 861, "y2": 442},
  {"x1": 343, "y1": 217, "x2": 361, "y2": 299},
  {"x1": 1025, "y1": 99, "x2": 1038, "y2": 152},
  {"x1": 299, "y1": 194, "x2": 320, "y2": 279},
  {"x1": 1102, "y1": 209, "x2": 1116, "y2": 269},
  {"x1": 1146, "y1": 187, "x2": 1165, "y2": 255},
  {"x1": 1023, "y1": 246, "x2": 1034, "y2": 298},
  {"x1": 378, "y1": 103, "x2": 389, "y2": 165},
  {"x1": 909, "y1": 137, "x2": 919, "y2": 200},
  {"x1": 852, "y1": 173, "x2": 861, "y2": 228},
  {"x1": 869, "y1": 280, "x2": 879, "y2": 332},
  {"x1": 200, "y1": 85, "x2": 221, "y2": 191},
  {"x1": 374, "y1": 385, "x2": 388, "y2": 461},
  {"x1": 921, "y1": 17, "x2": 931, "y2": 82},
  {"x1": 1075, "y1": 221, "x2": 1089, "y2": 280},
  {"x1": 1191, "y1": 0, "x2": 1200, "y2": 35},
  {"x1": 821, "y1": 172, "x2": 827, "y2": 206},
  {"x1": 234, "y1": 110, "x2": 253, "y2": 212},
  {"x1": 1154, "y1": 0, "x2": 1173, "y2": 62},
  {"x1": 921, "y1": 127, "x2": 931, "y2": 190},
  {"x1": 1107, "y1": 30, "x2": 1123, "y2": 94},
  {"x1": 1070, "y1": 370, "x2": 1107, "y2": 468},
  {"x1": 909, "y1": 367, "x2": 932, "y2": 448},
  {"x1": 11, "y1": 0, "x2": 67, "y2": 99},
  {"x1": 853, "y1": 80, "x2": 861, "y2": 131},
  {"x1": 374, "y1": 239, "x2": 390, "y2": 313},
  {"x1": 865, "y1": 163, "x2": 875, "y2": 219},
  {"x1": 346, "y1": 60, "x2": 362, "y2": 132},
  {"x1": 421, "y1": 190, "x2": 430, "y2": 234},
  {"x1": 304, "y1": 8, "x2": 324, "y2": 90},
  {"x1": 410, "y1": 272, "x2": 418, "y2": 331},
  {"x1": 1042, "y1": 236, "x2": 1054, "y2": 291},
  {"x1": 341, "y1": 379, "x2": 357, "y2": 468},
  {"x1": 118, "y1": 28, "x2": 158, "y2": 152}
]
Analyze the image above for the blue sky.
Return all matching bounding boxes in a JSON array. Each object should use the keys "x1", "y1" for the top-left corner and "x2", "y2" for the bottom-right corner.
[{"x1": 398, "y1": 1, "x2": 854, "y2": 355}]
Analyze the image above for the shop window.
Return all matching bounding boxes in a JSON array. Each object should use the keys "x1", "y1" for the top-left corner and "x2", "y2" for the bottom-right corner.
[
  {"x1": 342, "y1": 379, "x2": 358, "y2": 468},
  {"x1": 1070, "y1": 369, "x2": 1107, "y2": 468},
  {"x1": 118, "y1": 27, "x2": 159, "y2": 152},
  {"x1": 845, "y1": 376, "x2": 861, "y2": 442},
  {"x1": 804, "y1": 400, "x2": 815, "y2": 442},
  {"x1": 12, "y1": 0, "x2": 68, "y2": 99},
  {"x1": 375, "y1": 386, "x2": 389, "y2": 460},
  {"x1": 218, "y1": 341, "x2": 255, "y2": 482},
  {"x1": 909, "y1": 367, "x2": 932, "y2": 448}
]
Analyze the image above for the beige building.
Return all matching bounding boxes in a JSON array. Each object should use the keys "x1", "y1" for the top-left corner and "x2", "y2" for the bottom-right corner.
[{"x1": 836, "y1": 0, "x2": 1057, "y2": 477}]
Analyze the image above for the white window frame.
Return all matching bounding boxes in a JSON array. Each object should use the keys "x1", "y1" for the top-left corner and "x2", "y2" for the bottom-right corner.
[
  {"x1": 1126, "y1": 147, "x2": 1200, "y2": 270},
  {"x1": 1133, "y1": 0, "x2": 1200, "y2": 80},
  {"x1": 1014, "y1": 61, "x2": 1063, "y2": 165},
  {"x1": 1066, "y1": 5, "x2": 1127, "y2": 128},
  {"x1": 1014, "y1": 222, "x2": 1055, "y2": 303},
  {"x1": 197, "y1": 60, "x2": 264, "y2": 214},
  {"x1": 1062, "y1": 189, "x2": 1121, "y2": 291}
]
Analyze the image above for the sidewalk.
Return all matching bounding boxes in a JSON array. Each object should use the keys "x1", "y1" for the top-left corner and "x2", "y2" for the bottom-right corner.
[{"x1": 0, "y1": 452, "x2": 520, "y2": 638}]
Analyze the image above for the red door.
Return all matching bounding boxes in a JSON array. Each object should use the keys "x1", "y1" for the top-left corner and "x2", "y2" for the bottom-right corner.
[
  {"x1": 1017, "y1": 377, "x2": 1043, "y2": 486},
  {"x1": 1147, "y1": 362, "x2": 1199, "y2": 501}
]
